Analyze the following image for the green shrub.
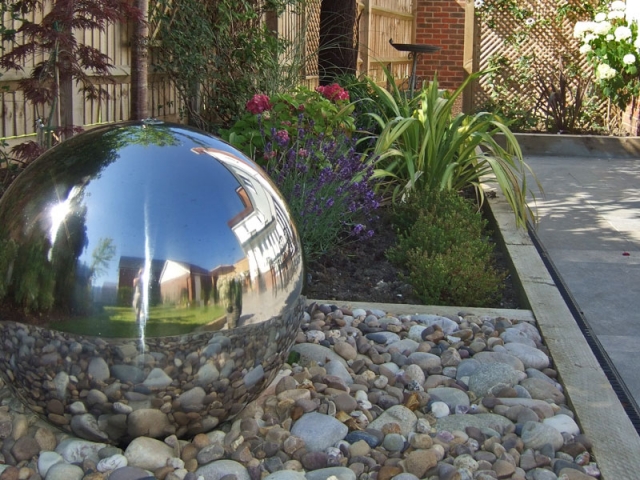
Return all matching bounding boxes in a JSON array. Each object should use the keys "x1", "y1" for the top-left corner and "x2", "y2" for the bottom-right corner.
[
  {"x1": 221, "y1": 85, "x2": 355, "y2": 165},
  {"x1": 387, "y1": 190, "x2": 505, "y2": 307}
]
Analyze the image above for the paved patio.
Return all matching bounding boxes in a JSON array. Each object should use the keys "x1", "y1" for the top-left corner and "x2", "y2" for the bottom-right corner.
[{"x1": 524, "y1": 155, "x2": 640, "y2": 411}]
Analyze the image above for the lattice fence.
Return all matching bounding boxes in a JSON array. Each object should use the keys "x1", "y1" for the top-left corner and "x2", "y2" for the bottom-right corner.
[{"x1": 471, "y1": 0, "x2": 621, "y2": 132}]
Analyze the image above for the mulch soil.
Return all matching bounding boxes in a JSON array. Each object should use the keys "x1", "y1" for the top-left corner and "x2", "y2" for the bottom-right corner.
[{"x1": 303, "y1": 207, "x2": 522, "y2": 310}]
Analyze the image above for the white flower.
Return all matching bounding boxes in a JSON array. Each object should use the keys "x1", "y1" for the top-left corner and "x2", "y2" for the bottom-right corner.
[
  {"x1": 574, "y1": 21, "x2": 596, "y2": 38},
  {"x1": 474, "y1": 0, "x2": 484, "y2": 8},
  {"x1": 585, "y1": 33, "x2": 597, "y2": 42},
  {"x1": 596, "y1": 63, "x2": 618, "y2": 79},
  {"x1": 595, "y1": 12, "x2": 607, "y2": 22},
  {"x1": 624, "y1": 53, "x2": 636, "y2": 64},
  {"x1": 607, "y1": 34, "x2": 615, "y2": 40},
  {"x1": 594, "y1": 21, "x2": 612, "y2": 35},
  {"x1": 525, "y1": 17, "x2": 535, "y2": 26},
  {"x1": 608, "y1": 10, "x2": 625, "y2": 19},
  {"x1": 614, "y1": 25, "x2": 633, "y2": 41},
  {"x1": 610, "y1": 0, "x2": 626, "y2": 11},
  {"x1": 579, "y1": 44, "x2": 593, "y2": 54},
  {"x1": 634, "y1": 36, "x2": 640, "y2": 48}
]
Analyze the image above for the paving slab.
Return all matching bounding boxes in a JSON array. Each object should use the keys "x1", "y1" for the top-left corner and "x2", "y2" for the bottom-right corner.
[{"x1": 524, "y1": 155, "x2": 640, "y2": 408}]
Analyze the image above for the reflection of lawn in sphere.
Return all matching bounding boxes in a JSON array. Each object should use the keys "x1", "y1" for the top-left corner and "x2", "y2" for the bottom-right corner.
[{"x1": 52, "y1": 304, "x2": 227, "y2": 337}]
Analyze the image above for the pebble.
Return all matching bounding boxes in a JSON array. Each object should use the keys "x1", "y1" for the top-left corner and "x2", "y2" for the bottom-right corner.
[
  {"x1": 290, "y1": 412, "x2": 348, "y2": 452},
  {"x1": 468, "y1": 363, "x2": 521, "y2": 397},
  {"x1": 0, "y1": 304, "x2": 599, "y2": 480},
  {"x1": 543, "y1": 414, "x2": 581, "y2": 436},
  {"x1": 521, "y1": 421, "x2": 565, "y2": 450},
  {"x1": 124, "y1": 437, "x2": 175, "y2": 470}
]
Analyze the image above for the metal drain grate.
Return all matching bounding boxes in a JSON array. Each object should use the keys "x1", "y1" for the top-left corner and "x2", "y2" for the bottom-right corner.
[{"x1": 527, "y1": 222, "x2": 640, "y2": 433}]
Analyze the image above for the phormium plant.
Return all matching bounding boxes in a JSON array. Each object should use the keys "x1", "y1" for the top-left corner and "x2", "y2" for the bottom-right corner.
[{"x1": 363, "y1": 67, "x2": 540, "y2": 228}]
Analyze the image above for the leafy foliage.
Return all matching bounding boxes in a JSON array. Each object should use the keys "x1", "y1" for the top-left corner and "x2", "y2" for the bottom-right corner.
[
  {"x1": 332, "y1": 74, "x2": 386, "y2": 140},
  {"x1": 574, "y1": 1, "x2": 640, "y2": 109},
  {"x1": 150, "y1": 0, "x2": 304, "y2": 132},
  {"x1": 222, "y1": 86, "x2": 355, "y2": 163},
  {"x1": 363, "y1": 67, "x2": 539, "y2": 228},
  {"x1": 387, "y1": 189, "x2": 505, "y2": 307}
]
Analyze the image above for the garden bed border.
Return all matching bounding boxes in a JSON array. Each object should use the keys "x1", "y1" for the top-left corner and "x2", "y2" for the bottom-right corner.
[
  {"x1": 311, "y1": 177, "x2": 640, "y2": 479},
  {"x1": 497, "y1": 132, "x2": 640, "y2": 159}
]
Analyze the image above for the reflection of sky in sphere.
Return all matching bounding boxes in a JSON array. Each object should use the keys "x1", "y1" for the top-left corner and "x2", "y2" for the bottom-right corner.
[{"x1": 78, "y1": 143, "x2": 246, "y2": 285}]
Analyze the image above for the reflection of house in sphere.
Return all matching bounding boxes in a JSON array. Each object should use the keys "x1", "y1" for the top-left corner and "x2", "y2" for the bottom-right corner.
[{"x1": 0, "y1": 120, "x2": 305, "y2": 445}]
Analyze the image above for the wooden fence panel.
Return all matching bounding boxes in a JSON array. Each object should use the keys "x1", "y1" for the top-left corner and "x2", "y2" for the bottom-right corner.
[
  {"x1": 276, "y1": 0, "x2": 416, "y2": 88},
  {"x1": 1, "y1": 0, "x2": 415, "y2": 144},
  {"x1": 359, "y1": 0, "x2": 414, "y2": 84},
  {"x1": 1, "y1": 4, "x2": 179, "y2": 144}
]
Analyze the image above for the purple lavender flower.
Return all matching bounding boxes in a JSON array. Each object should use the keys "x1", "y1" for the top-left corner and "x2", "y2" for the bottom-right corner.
[
  {"x1": 262, "y1": 124, "x2": 381, "y2": 261},
  {"x1": 275, "y1": 129, "x2": 290, "y2": 147}
]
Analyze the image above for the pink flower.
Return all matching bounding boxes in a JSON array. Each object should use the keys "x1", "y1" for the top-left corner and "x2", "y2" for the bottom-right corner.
[
  {"x1": 316, "y1": 83, "x2": 350, "y2": 102},
  {"x1": 246, "y1": 94, "x2": 272, "y2": 114},
  {"x1": 274, "y1": 129, "x2": 289, "y2": 147}
]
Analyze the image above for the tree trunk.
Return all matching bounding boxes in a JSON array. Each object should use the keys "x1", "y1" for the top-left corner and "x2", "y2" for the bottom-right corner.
[
  {"x1": 130, "y1": 0, "x2": 149, "y2": 120},
  {"x1": 318, "y1": 0, "x2": 357, "y2": 85}
]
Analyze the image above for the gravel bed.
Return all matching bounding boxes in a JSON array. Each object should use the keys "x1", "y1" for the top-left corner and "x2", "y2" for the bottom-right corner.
[{"x1": 0, "y1": 302, "x2": 599, "y2": 480}]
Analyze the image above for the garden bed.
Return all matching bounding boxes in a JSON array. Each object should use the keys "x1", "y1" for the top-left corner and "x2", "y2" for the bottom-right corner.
[{"x1": 304, "y1": 205, "x2": 523, "y2": 310}]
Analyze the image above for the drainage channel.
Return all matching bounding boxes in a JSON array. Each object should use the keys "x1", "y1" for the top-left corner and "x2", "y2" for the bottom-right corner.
[{"x1": 527, "y1": 222, "x2": 640, "y2": 434}]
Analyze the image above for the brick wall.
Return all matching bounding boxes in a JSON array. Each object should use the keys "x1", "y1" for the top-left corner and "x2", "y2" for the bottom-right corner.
[
  {"x1": 414, "y1": 0, "x2": 466, "y2": 92},
  {"x1": 623, "y1": 101, "x2": 640, "y2": 136}
]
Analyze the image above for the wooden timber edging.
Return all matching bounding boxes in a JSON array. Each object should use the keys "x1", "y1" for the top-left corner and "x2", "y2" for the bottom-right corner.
[
  {"x1": 311, "y1": 184, "x2": 640, "y2": 479},
  {"x1": 483, "y1": 186, "x2": 640, "y2": 480},
  {"x1": 495, "y1": 132, "x2": 640, "y2": 159}
]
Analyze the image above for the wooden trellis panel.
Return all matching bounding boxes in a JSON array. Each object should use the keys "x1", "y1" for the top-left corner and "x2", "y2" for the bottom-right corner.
[{"x1": 470, "y1": 0, "x2": 618, "y2": 129}]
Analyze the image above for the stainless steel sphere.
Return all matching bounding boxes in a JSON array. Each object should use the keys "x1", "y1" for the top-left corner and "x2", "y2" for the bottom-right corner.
[{"x1": 0, "y1": 120, "x2": 305, "y2": 444}]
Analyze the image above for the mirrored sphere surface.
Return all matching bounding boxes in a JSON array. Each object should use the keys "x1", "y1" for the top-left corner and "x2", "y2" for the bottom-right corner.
[{"x1": 0, "y1": 121, "x2": 305, "y2": 444}]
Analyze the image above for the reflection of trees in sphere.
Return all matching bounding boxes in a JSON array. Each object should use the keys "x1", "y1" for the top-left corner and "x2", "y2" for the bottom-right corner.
[{"x1": 0, "y1": 120, "x2": 305, "y2": 445}]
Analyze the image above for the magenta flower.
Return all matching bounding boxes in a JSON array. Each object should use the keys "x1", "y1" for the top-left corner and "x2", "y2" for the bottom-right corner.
[
  {"x1": 316, "y1": 83, "x2": 350, "y2": 102},
  {"x1": 246, "y1": 94, "x2": 272, "y2": 114}
]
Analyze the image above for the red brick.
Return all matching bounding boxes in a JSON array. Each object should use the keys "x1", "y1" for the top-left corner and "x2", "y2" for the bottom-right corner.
[{"x1": 415, "y1": 0, "x2": 466, "y2": 91}]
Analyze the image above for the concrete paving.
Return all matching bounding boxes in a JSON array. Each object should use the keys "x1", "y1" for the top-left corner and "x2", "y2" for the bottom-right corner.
[{"x1": 523, "y1": 155, "x2": 640, "y2": 409}]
